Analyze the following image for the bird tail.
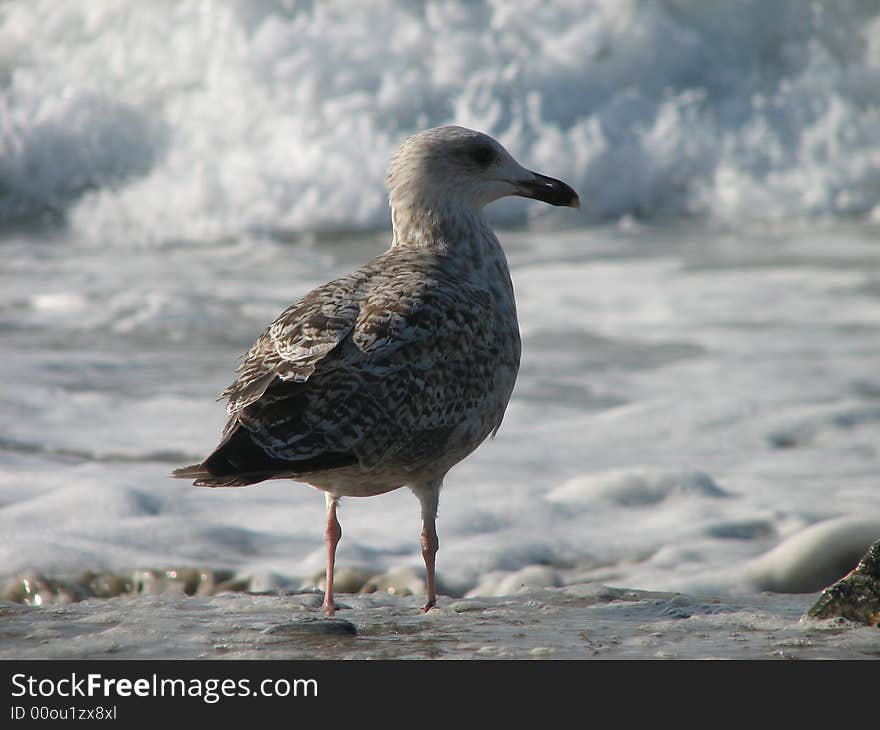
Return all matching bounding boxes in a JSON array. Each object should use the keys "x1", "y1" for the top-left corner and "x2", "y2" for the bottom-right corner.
[{"x1": 171, "y1": 462, "x2": 269, "y2": 488}]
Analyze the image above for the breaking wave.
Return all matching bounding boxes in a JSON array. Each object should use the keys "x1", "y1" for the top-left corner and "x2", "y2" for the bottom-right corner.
[{"x1": 2, "y1": 0, "x2": 879, "y2": 244}]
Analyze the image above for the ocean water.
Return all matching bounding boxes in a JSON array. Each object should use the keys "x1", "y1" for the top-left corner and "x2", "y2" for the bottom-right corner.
[{"x1": 1, "y1": 0, "x2": 879, "y2": 607}]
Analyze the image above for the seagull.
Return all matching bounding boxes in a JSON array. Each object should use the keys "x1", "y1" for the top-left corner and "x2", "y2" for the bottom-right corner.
[{"x1": 173, "y1": 126, "x2": 579, "y2": 616}]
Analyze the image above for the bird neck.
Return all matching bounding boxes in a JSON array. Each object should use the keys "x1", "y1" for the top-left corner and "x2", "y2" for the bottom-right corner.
[
  {"x1": 390, "y1": 199, "x2": 496, "y2": 261},
  {"x1": 389, "y1": 200, "x2": 515, "y2": 306}
]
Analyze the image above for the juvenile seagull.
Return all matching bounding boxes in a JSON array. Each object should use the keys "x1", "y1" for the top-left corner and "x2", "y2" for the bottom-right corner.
[{"x1": 173, "y1": 126, "x2": 579, "y2": 615}]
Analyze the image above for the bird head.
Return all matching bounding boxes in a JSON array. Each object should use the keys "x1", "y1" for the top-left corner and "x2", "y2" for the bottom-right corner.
[{"x1": 386, "y1": 126, "x2": 580, "y2": 216}]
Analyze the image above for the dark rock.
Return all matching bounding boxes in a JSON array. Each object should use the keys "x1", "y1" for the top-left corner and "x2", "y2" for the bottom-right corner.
[{"x1": 805, "y1": 540, "x2": 880, "y2": 626}]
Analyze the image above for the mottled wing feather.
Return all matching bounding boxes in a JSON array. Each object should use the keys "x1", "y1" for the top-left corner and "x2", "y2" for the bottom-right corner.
[
  {"x1": 220, "y1": 270, "x2": 369, "y2": 417},
  {"x1": 233, "y1": 259, "x2": 515, "y2": 473},
  {"x1": 238, "y1": 289, "x2": 503, "y2": 468},
  {"x1": 204, "y1": 249, "x2": 519, "y2": 483}
]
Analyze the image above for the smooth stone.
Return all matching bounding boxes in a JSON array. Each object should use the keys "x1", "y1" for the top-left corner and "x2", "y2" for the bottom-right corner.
[
  {"x1": 1, "y1": 570, "x2": 61, "y2": 605},
  {"x1": 305, "y1": 567, "x2": 374, "y2": 594},
  {"x1": 82, "y1": 571, "x2": 133, "y2": 598},
  {"x1": 132, "y1": 569, "x2": 170, "y2": 595},
  {"x1": 360, "y1": 567, "x2": 426, "y2": 596},
  {"x1": 263, "y1": 618, "x2": 357, "y2": 637}
]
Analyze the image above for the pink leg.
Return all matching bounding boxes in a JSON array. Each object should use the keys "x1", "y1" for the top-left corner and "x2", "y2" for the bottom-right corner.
[
  {"x1": 416, "y1": 483, "x2": 441, "y2": 613},
  {"x1": 322, "y1": 494, "x2": 341, "y2": 617},
  {"x1": 420, "y1": 521, "x2": 438, "y2": 613}
]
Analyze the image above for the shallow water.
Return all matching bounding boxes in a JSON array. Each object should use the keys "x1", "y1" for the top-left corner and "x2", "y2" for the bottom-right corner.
[
  {"x1": 2, "y1": 587, "x2": 878, "y2": 660},
  {"x1": 2, "y1": 221, "x2": 879, "y2": 606}
]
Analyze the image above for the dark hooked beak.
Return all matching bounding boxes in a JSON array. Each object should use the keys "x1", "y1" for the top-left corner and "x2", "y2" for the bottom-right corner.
[{"x1": 515, "y1": 171, "x2": 580, "y2": 208}]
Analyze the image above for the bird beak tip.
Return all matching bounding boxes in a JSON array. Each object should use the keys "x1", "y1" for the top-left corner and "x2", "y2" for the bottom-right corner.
[{"x1": 516, "y1": 172, "x2": 580, "y2": 210}]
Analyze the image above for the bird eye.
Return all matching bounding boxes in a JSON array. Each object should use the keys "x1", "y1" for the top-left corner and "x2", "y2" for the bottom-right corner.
[{"x1": 470, "y1": 145, "x2": 496, "y2": 167}]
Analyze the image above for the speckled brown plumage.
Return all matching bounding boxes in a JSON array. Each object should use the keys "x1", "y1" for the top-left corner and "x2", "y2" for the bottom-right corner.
[{"x1": 184, "y1": 244, "x2": 520, "y2": 491}]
